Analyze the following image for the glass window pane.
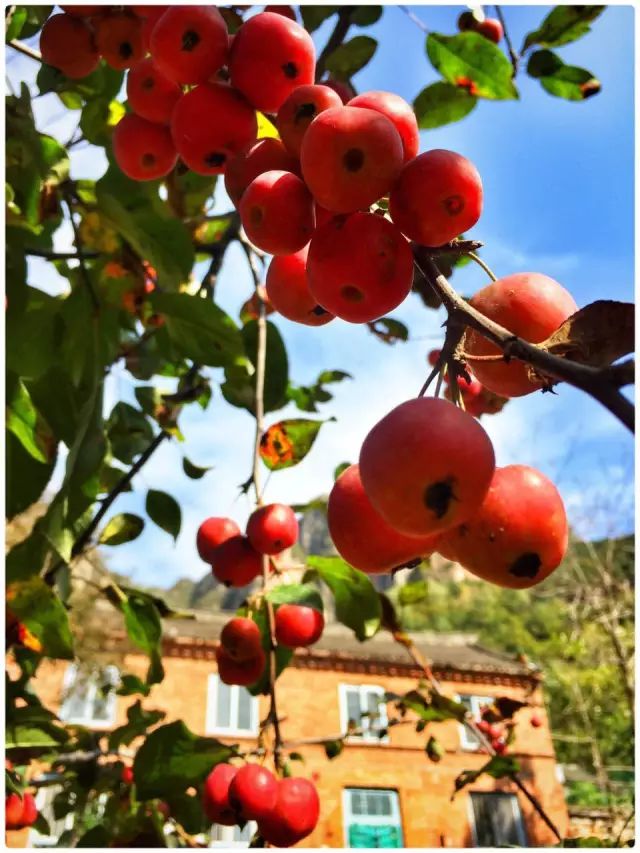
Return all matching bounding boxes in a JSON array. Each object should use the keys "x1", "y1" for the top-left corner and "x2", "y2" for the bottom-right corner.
[
  {"x1": 346, "y1": 689, "x2": 362, "y2": 730},
  {"x1": 351, "y1": 791, "x2": 364, "y2": 815},
  {"x1": 91, "y1": 688, "x2": 111, "y2": 721},
  {"x1": 216, "y1": 680, "x2": 232, "y2": 729},
  {"x1": 471, "y1": 794, "x2": 521, "y2": 847},
  {"x1": 379, "y1": 793, "x2": 392, "y2": 817},
  {"x1": 366, "y1": 691, "x2": 381, "y2": 730},
  {"x1": 236, "y1": 687, "x2": 252, "y2": 731},
  {"x1": 61, "y1": 675, "x2": 91, "y2": 721}
]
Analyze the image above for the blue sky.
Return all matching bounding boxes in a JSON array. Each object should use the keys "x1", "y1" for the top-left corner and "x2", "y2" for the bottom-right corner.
[{"x1": 8, "y1": 6, "x2": 635, "y2": 588}]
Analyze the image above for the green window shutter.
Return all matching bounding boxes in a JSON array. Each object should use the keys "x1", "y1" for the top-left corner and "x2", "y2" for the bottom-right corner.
[{"x1": 349, "y1": 823, "x2": 403, "y2": 848}]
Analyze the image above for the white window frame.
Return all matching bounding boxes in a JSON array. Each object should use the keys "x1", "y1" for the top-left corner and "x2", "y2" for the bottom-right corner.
[
  {"x1": 338, "y1": 684, "x2": 389, "y2": 744},
  {"x1": 58, "y1": 664, "x2": 119, "y2": 729},
  {"x1": 342, "y1": 788, "x2": 403, "y2": 848},
  {"x1": 205, "y1": 674, "x2": 259, "y2": 737},
  {"x1": 455, "y1": 693, "x2": 495, "y2": 751},
  {"x1": 467, "y1": 791, "x2": 527, "y2": 847},
  {"x1": 209, "y1": 821, "x2": 257, "y2": 848}
]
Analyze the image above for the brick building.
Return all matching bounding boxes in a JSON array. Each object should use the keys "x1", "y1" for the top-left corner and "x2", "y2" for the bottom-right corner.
[{"x1": 23, "y1": 607, "x2": 569, "y2": 848}]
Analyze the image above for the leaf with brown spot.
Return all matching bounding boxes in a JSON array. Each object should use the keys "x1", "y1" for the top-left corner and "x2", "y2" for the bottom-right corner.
[
  {"x1": 259, "y1": 418, "x2": 332, "y2": 471},
  {"x1": 537, "y1": 300, "x2": 634, "y2": 368}
]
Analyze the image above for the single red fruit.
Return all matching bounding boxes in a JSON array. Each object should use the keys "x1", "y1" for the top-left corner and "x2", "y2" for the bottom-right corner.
[
  {"x1": 464, "y1": 273, "x2": 578, "y2": 397},
  {"x1": 171, "y1": 83, "x2": 257, "y2": 175},
  {"x1": 306, "y1": 212, "x2": 414, "y2": 323},
  {"x1": 476, "y1": 719, "x2": 491, "y2": 734},
  {"x1": 492, "y1": 739, "x2": 508, "y2": 755},
  {"x1": 258, "y1": 778, "x2": 320, "y2": 846},
  {"x1": 359, "y1": 398, "x2": 496, "y2": 537},
  {"x1": 121, "y1": 766, "x2": 134, "y2": 785},
  {"x1": 389, "y1": 149, "x2": 483, "y2": 247},
  {"x1": 348, "y1": 90, "x2": 419, "y2": 163},
  {"x1": 19, "y1": 793, "x2": 38, "y2": 828},
  {"x1": 150, "y1": 5, "x2": 228, "y2": 84},
  {"x1": 477, "y1": 18, "x2": 504, "y2": 43},
  {"x1": 95, "y1": 12, "x2": 145, "y2": 70},
  {"x1": 264, "y1": 5, "x2": 297, "y2": 21},
  {"x1": 140, "y1": 6, "x2": 169, "y2": 52},
  {"x1": 239, "y1": 170, "x2": 314, "y2": 255},
  {"x1": 438, "y1": 465, "x2": 568, "y2": 589},
  {"x1": 275, "y1": 604, "x2": 324, "y2": 647},
  {"x1": 301, "y1": 106, "x2": 403, "y2": 213},
  {"x1": 427, "y1": 349, "x2": 442, "y2": 367},
  {"x1": 113, "y1": 113, "x2": 178, "y2": 181},
  {"x1": 39, "y1": 14, "x2": 100, "y2": 79},
  {"x1": 127, "y1": 58, "x2": 182, "y2": 125},
  {"x1": 211, "y1": 535, "x2": 263, "y2": 587},
  {"x1": 266, "y1": 246, "x2": 334, "y2": 327},
  {"x1": 202, "y1": 763, "x2": 239, "y2": 825},
  {"x1": 328, "y1": 464, "x2": 440, "y2": 573},
  {"x1": 228, "y1": 764, "x2": 278, "y2": 821},
  {"x1": 246, "y1": 503, "x2": 299, "y2": 555},
  {"x1": 321, "y1": 77, "x2": 355, "y2": 104},
  {"x1": 196, "y1": 517, "x2": 241, "y2": 563},
  {"x1": 488, "y1": 724, "x2": 503, "y2": 740},
  {"x1": 530, "y1": 714, "x2": 542, "y2": 728},
  {"x1": 220, "y1": 617, "x2": 263, "y2": 662},
  {"x1": 229, "y1": 12, "x2": 315, "y2": 113},
  {"x1": 216, "y1": 644, "x2": 265, "y2": 686},
  {"x1": 276, "y1": 84, "x2": 343, "y2": 157},
  {"x1": 5, "y1": 794, "x2": 26, "y2": 830},
  {"x1": 224, "y1": 138, "x2": 299, "y2": 207}
]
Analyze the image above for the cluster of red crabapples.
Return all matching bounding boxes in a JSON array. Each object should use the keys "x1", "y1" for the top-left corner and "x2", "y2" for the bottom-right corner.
[
  {"x1": 457, "y1": 9, "x2": 504, "y2": 43},
  {"x1": 203, "y1": 761, "x2": 320, "y2": 847},
  {"x1": 327, "y1": 268, "x2": 578, "y2": 588},
  {"x1": 196, "y1": 506, "x2": 324, "y2": 685},
  {"x1": 5, "y1": 791, "x2": 38, "y2": 831}
]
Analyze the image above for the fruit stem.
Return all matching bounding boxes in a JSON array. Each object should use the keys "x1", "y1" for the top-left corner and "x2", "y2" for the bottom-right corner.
[
  {"x1": 8, "y1": 39, "x2": 42, "y2": 63},
  {"x1": 494, "y1": 5, "x2": 520, "y2": 75},
  {"x1": 468, "y1": 251, "x2": 498, "y2": 282}
]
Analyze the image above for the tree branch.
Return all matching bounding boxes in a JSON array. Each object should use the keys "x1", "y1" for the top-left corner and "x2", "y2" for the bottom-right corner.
[
  {"x1": 9, "y1": 38, "x2": 42, "y2": 62},
  {"x1": 494, "y1": 5, "x2": 519, "y2": 75},
  {"x1": 398, "y1": 5, "x2": 429, "y2": 34},
  {"x1": 315, "y1": 7, "x2": 353, "y2": 81},
  {"x1": 25, "y1": 248, "x2": 100, "y2": 260},
  {"x1": 413, "y1": 248, "x2": 634, "y2": 433}
]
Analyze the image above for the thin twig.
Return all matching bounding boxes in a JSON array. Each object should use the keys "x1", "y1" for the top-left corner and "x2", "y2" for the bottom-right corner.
[
  {"x1": 315, "y1": 7, "x2": 353, "y2": 81},
  {"x1": 413, "y1": 248, "x2": 634, "y2": 433},
  {"x1": 495, "y1": 5, "x2": 519, "y2": 75},
  {"x1": 63, "y1": 192, "x2": 100, "y2": 310},
  {"x1": 9, "y1": 38, "x2": 42, "y2": 62},
  {"x1": 25, "y1": 248, "x2": 100, "y2": 260},
  {"x1": 398, "y1": 5, "x2": 429, "y2": 34},
  {"x1": 468, "y1": 251, "x2": 498, "y2": 282}
]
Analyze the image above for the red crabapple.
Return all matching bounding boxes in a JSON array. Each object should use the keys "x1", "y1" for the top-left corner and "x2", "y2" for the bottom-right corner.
[
  {"x1": 306, "y1": 212, "x2": 414, "y2": 323},
  {"x1": 229, "y1": 12, "x2": 315, "y2": 113},
  {"x1": 5, "y1": 795, "x2": 26, "y2": 830},
  {"x1": 301, "y1": 106, "x2": 403, "y2": 213},
  {"x1": 437, "y1": 465, "x2": 569, "y2": 589},
  {"x1": 464, "y1": 273, "x2": 578, "y2": 397},
  {"x1": 171, "y1": 83, "x2": 257, "y2": 175},
  {"x1": 427, "y1": 349, "x2": 442, "y2": 367},
  {"x1": 264, "y1": 5, "x2": 297, "y2": 20},
  {"x1": 321, "y1": 77, "x2": 355, "y2": 104},
  {"x1": 389, "y1": 149, "x2": 483, "y2": 246},
  {"x1": 39, "y1": 14, "x2": 100, "y2": 79},
  {"x1": 112, "y1": 114, "x2": 178, "y2": 181},
  {"x1": 530, "y1": 715, "x2": 542, "y2": 728},
  {"x1": 328, "y1": 464, "x2": 441, "y2": 573},
  {"x1": 239, "y1": 170, "x2": 314, "y2": 256},
  {"x1": 266, "y1": 246, "x2": 334, "y2": 327},
  {"x1": 60, "y1": 5, "x2": 102, "y2": 15},
  {"x1": 197, "y1": 517, "x2": 241, "y2": 563},
  {"x1": 275, "y1": 604, "x2": 324, "y2": 647},
  {"x1": 224, "y1": 138, "x2": 299, "y2": 207},
  {"x1": 276, "y1": 84, "x2": 343, "y2": 157},
  {"x1": 211, "y1": 535, "x2": 262, "y2": 586},
  {"x1": 150, "y1": 5, "x2": 228, "y2": 84},
  {"x1": 202, "y1": 764, "x2": 239, "y2": 825},
  {"x1": 492, "y1": 739, "x2": 508, "y2": 755},
  {"x1": 126, "y1": 58, "x2": 182, "y2": 125},
  {"x1": 348, "y1": 90, "x2": 419, "y2": 163},
  {"x1": 121, "y1": 766, "x2": 134, "y2": 785},
  {"x1": 216, "y1": 644, "x2": 265, "y2": 686},
  {"x1": 246, "y1": 503, "x2": 299, "y2": 555},
  {"x1": 228, "y1": 764, "x2": 278, "y2": 821},
  {"x1": 220, "y1": 617, "x2": 262, "y2": 662},
  {"x1": 359, "y1": 398, "x2": 496, "y2": 537},
  {"x1": 95, "y1": 11, "x2": 145, "y2": 70},
  {"x1": 140, "y1": 6, "x2": 169, "y2": 52},
  {"x1": 477, "y1": 18, "x2": 503, "y2": 42},
  {"x1": 258, "y1": 778, "x2": 320, "y2": 847}
]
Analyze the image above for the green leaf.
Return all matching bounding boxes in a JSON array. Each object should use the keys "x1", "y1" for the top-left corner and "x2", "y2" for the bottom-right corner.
[
  {"x1": 334, "y1": 462, "x2": 350, "y2": 480},
  {"x1": 351, "y1": 6, "x2": 383, "y2": 26},
  {"x1": 400, "y1": 689, "x2": 468, "y2": 723},
  {"x1": 222, "y1": 320, "x2": 288, "y2": 414},
  {"x1": 182, "y1": 457, "x2": 213, "y2": 479},
  {"x1": 413, "y1": 81, "x2": 477, "y2": 129},
  {"x1": 146, "y1": 489, "x2": 181, "y2": 541},
  {"x1": 287, "y1": 369, "x2": 351, "y2": 413},
  {"x1": 6, "y1": 706, "x2": 69, "y2": 751},
  {"x1": 16, "y1": 5, "x2": 53, "y2": 39},
  {"x1": 98, "y1": 463, "x2": 132, "y2": 496},
  {"x1": 6, "y1": 375, "x2": 55, "y2": 464},
  {"x1": 259, "y1": 418, "x2": 329, "y2": 471},
  {"x1": 266, "y1": 583, "x2": 324, "y2": 613},
  {"x1": 522, "y1": 5, "x2": 605, "y2": 51},
  {"x1": 527, "y1": 50, "x2": 601, "y2": 101},
  {"x1": 109, "y1": 700, "x2": 165, "y2": 752},
  {"x1": 367, "y1": 317, "x2": 409, "y2": 345},
  {"x1": 6, "y1": 430, "x2": 57, "y2": 521},
  {"x1": 5, "y1": 6, "x2": 28, "y2": 41},
  {"x1": 300, "y1": 6, "x2": 338, "y2": 31},
  {"x1": 454, "y1": 754, "x2": 520, "y2": 793},
  {"x1": 325, "y1": 36, "x2": 377, "y2": 80},
  {"x1": 150, "y1": 292, "x2": 245, "y2": 368},
  {"x1": 99, "y1": 514, "x2": 145, "y2": 546},
  {"x1": 7, "y1": 577, "x2": 74, "y2": 660},
  {"x1": 6, "y1": 286, "x2": 59, "y2": 382},
  {"x1": 427, "y1": 32, "x2": 518, "y2": 100},
  {"x1": 245, "y1": 602, "x2": 294, "y2": 696},
  {"x1": 106, "y1": 402, "x2": 154, "y2": 465},
  {"x1": 116, "y1": 673, "x2": 152, "y2": 697},
  {"x1": 324, "y1": 739, "x2": 344, "y2": 759},
  {"x1": 80, "y1": 99, "x2": 126, "y2": 146},
  {"x1": 133, "y1": 721, "x2": 236, "y2": 800},
  {"x1": 306, "y1": 556, "x2": 381, "y2": 641}
]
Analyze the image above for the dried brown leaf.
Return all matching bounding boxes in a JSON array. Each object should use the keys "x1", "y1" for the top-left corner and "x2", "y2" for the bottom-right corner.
[{"x1": 538, "y1": 300, "x2": 634, "y2": 368}]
